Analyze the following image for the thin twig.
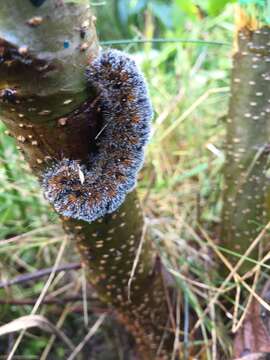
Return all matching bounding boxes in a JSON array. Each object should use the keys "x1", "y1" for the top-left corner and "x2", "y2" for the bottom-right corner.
[
  {"x1": 0, "y1": 225, "x2": 59, "y2": 246},
  {"x1": 0, "y1": 297, "x2": 80, "y2": 306},
  {"x1": 0, "y1": 295, "x2": 100, "y2": 306},
  {"x1": 0, "y1": 263, "x2": 81, "y2": 289}
]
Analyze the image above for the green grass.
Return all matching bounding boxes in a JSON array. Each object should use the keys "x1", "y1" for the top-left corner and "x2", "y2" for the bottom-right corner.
[{"x1": 0, "y1": 2, "x2": 255, "y2": 359}]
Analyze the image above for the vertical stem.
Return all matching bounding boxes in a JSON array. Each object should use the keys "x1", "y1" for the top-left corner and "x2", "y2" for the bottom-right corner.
[
  {"x1": 221, "y1": 3, "x2": 270, "y2": 272},
  {"x1": 0, "y1": 1, "x2": 175, "y2": 358}
]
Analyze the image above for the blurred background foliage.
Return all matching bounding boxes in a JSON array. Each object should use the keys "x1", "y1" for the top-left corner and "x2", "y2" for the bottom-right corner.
[
  {"x1": 0, "y1": 0, "x2": 238, "y2": 358},
  {"x1": 94, "y1": 0, "x2": 236, "y2": 41}
]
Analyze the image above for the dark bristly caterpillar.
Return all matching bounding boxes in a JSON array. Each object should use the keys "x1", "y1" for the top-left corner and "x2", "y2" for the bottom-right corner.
[{"x1": 42, "y1": 50, "x2": 153, "y2": 223}]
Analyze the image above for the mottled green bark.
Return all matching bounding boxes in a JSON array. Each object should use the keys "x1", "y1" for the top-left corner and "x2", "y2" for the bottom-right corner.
[
  {"x1": 221, "y1": 10, "x2": 270, "y2": 272},
  {"x1": 0, "y1": 1, "x2": 174, "y2": 359}
]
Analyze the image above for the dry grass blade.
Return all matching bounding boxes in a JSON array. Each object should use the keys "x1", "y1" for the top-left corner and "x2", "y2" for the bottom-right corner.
[
  {"x1": 232, "y1": 281, "x2": 241, "y2": 331},
  {"x1": 153, "y1": 87, "x2": 184, "y2": 134},
  {"x1": 171, "y1": 293, "x2": 181, "y2": 360},
  {"x1": 233, "y1": 262, "x2": 261, "y2": 333},
  {"x1": 191, "y1": 222, "x2": 270, "y2": 334},
  {"x1": 0, "y1": 225, "x2": 60, "y2": 246},
  {"x1": 6, "y1": 238, "x2": 68, "y2": 360},
  {"x1": 233, "y1": 280, "x2": 270, "y2": 357},
  {"x1": 82, "y1": 268, "x2": 89, "y2": 328},
  {"x1": 0, "y1": 315, "x2": 74, "y2": 351},
  {"x1": 66, "y1": 314, "x2": 106, "y2": 360},
  {"x1": 39, "y1": 281, "x2": 83, "y2": 360},
  {"x1": 210, "y1": 287, "x2": 217, "y2": 360},
  {"x1": 202, "y1": 229, "x2": 270, "y2": 326},
  {"x1": 40, "y1": 305, "x2": 73, "y2": 360},
  {"x1": 158, "y1": 87, "x2": 229, "y2": 142},
  {"x1": 127, "y1": 222, "x2": 147, "y2": 301}
]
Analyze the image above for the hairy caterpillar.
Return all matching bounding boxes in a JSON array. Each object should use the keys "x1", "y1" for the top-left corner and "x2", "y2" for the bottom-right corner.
[{"x1": 42, "y1": 50, "x2": 153, "y2": 223}]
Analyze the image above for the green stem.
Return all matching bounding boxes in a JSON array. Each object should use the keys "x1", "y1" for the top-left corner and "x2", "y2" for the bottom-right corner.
[
  {"x1": 221, "y1": 17, "x2": 270, "y2": 272},
  {"x1": 101, "y1": 38, "x2": 230, "y2": 47},
  {"x1": 0, "y1": 1, "x2": 175, "y2": 358}
]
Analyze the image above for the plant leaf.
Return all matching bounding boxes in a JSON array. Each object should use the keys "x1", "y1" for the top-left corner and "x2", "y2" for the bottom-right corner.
[
  {"x1": 208, "y1": 0, "x2": 237, "y2": 16},
  {"x1": 175, "y1": 0, "x2": 198, "y2": 18}
]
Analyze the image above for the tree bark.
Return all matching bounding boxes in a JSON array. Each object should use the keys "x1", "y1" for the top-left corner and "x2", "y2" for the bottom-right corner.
[
  {"x1": 0, "y1": 1, "x2": 174, "y2": 359},
  {"x1": 221, "y1": 5, "x2": 270, "y2": 273}
]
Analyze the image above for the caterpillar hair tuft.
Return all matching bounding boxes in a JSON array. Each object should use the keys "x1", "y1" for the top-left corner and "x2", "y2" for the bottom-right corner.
[{"x1": 42, "y1": 49, "x2": 153, "y2": 223}]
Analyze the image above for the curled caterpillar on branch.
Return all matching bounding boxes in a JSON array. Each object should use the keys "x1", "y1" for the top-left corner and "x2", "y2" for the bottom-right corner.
[{"x1": 42, "y1": 50, "x2": 153, "y2": 222}]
